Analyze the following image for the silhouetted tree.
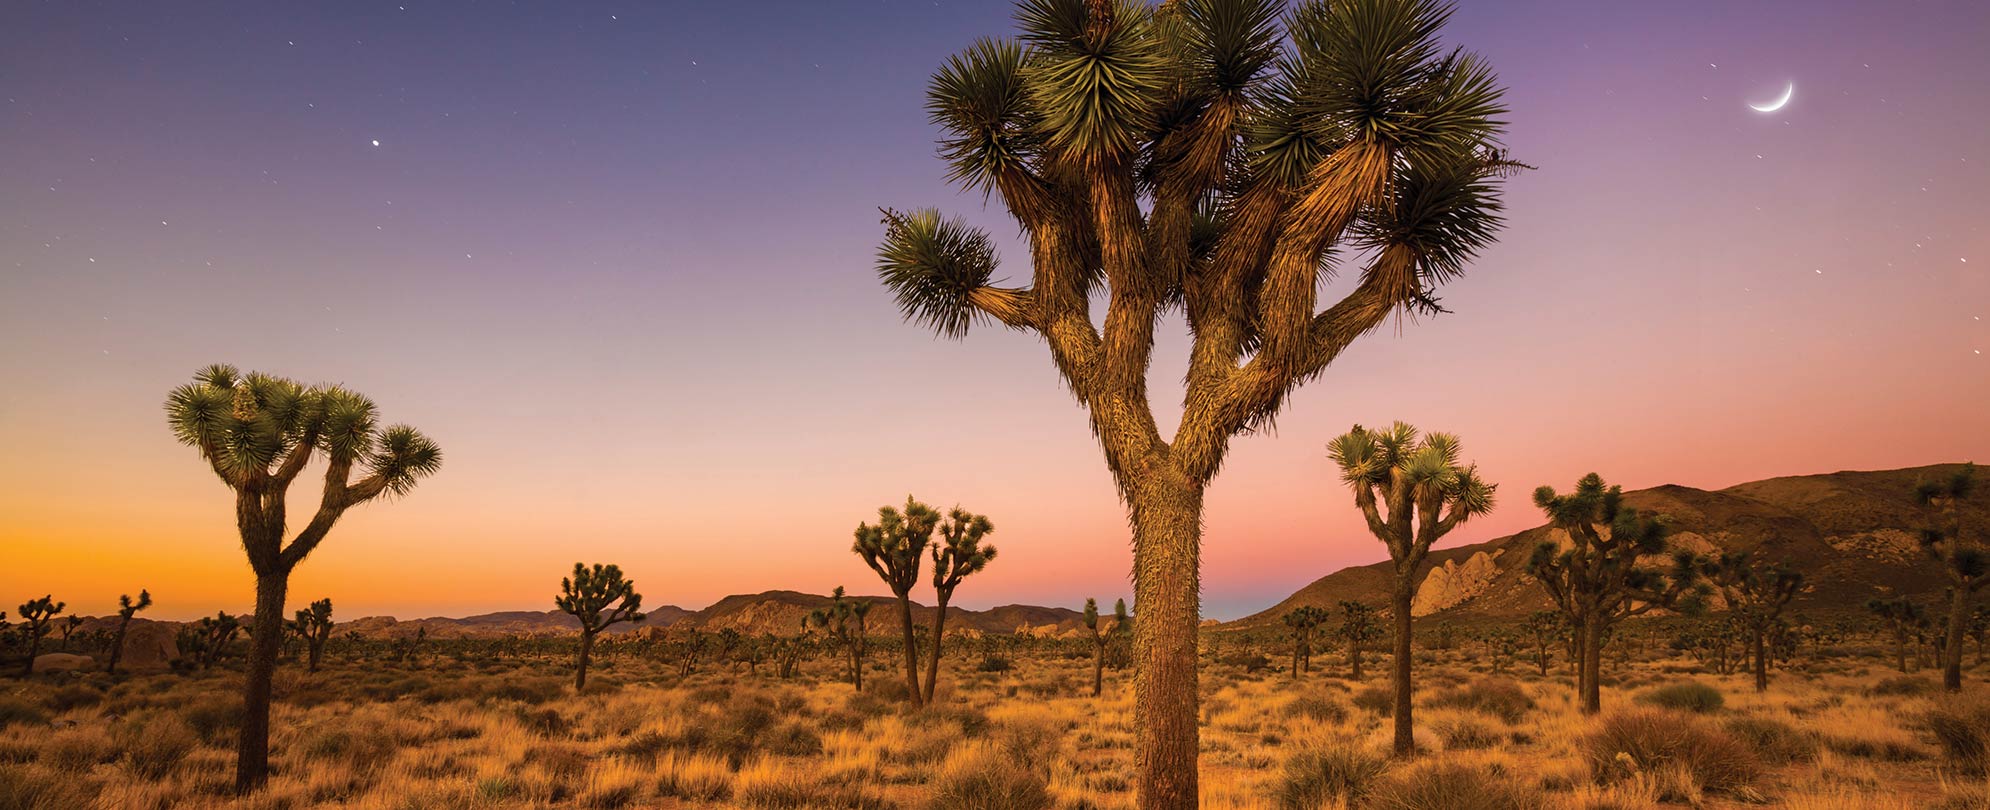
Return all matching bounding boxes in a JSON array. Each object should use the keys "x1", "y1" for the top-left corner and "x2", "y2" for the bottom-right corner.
[
  {"x1": 1282, "y1": 605, "x2": 1330, "y2": 676},
  {"x1": 925, "y1": 506, "x2": 997, "y2": 702},
  {"x1": 106, "y1": 590, "x2": 152, "y2": 675},
  {"x1": 165, "y1": 364, "x2": 441, "y2": 789},
  {"x1": 1527, "y1": 473, "x2": 1701, "y2": 714},
  {"x1": 808, "y1": 587, "x2": 869, "y2": 690},
  {"x1": 1328, "y1": 423, "x2": 1495, "y2": 755},
  {"x1": 1338, "y1": 600, "x2": 1381, "y2": 680},
  {"x1": 1083, "y1": 597, "x2": 1131, "y2": 696},
  {"x1": 1522, "y1": 610, "x2": 1560, "y2": 676},
  {"x1": 1700, "y1": 551, "x2": 1802, "y2": 692},
  {"x1": 854, "y1": 496, "x2": 940, "y2": 707},
  {"x1": 554, "y1": 563, "x2": 645, "y2": 690},
  {"x1": 1918, "y1": 463, "x2": 1980, "y2": 692},
  {"x1": 876, "y1": 0, "x2": 1516, "y2": 799},
  {"x1": 1868, "y1": 597, "x2": 1923, "y2": 674},
  {"x1": 290, "y1": 599, "x2": 334, "y2": 674},
  {"x1": 16, "y1": 596, "x2": 63, "y2": 676},
  {"x1": 178, "y1": 611, "x2": 242, "y2": 669}
]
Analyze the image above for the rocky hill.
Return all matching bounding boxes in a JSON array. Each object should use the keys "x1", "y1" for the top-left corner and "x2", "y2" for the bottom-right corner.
[{"x1": 1226, "y1": 463, "x2": 1982, "y2": 630}]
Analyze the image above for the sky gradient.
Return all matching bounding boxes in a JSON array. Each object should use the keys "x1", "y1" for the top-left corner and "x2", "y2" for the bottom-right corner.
[{"x1": 2, "y1": 1, "x2": 1986, "y2": 621}]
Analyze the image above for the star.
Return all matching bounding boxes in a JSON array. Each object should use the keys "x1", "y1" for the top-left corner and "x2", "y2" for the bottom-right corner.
[{"x1": 371, "y1": 139, "x2": 381, "y2": 147}]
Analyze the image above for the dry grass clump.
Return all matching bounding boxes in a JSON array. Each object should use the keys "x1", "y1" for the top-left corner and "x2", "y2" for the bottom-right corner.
[
  {"x1": 0, "y1": 698, "x2": 46, "y2": 730},
  {"x1": 1583, "y1": 708, "x2": 1761, "y2": 800},
  {"x1": 1429, "y1": 678, "x2": 1535, "y2": 724},
  {"x1": 1927, "y1": 694, "x2": 1990, "y2": 775},
  {"x1": 1284, "y1": 693, "x2": 1350, "y2": 723},
  {"x1": 1274, "y1": 742, "x2": 1387, "y2": 809},
  {"x1": 1722, "y1": 713, "x2": 1818, "y2": 765},
  {"x1": 926, "y1": 740, "x2": 1053, "y2": 810},
  {"x1": 1633, "y1": 681, "x2": 1723, "y2": 714},
  {"x1": 1365, "y1": 761, "x2": 1542, "y2": 810},
  {"x1": 1352, "y1": 685, "x2": 1394, "y2": 716},
  {"x1": 1869, "y1": 675, "x2": 1934, "y2": 696}
]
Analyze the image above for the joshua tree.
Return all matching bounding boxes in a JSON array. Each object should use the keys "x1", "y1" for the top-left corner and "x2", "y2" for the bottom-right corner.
[
  {"x1": 164, "y1": 364, "x2": 441, "y2": 789},
  {"x1": 106, "y1": 590, "x2": 153, "y2": 675},
  {"x1": 925, "y1": 506, "x2": 997, "y2": 702},
  {"x1": 1338, "y1": 600, "x2": 1381, "y2": 680},
  {"x1": 1868, "y1": 597, "x2": 1923, "y2": 673},
  {"x1": 1522, "y1": 610, "x2": 1560, "y2": 676},
  {"x1": 1328, "y1": 423, "x2": 1495, "y2": 755},
  {"x1": 1527, "y1": 473, "x2": 1702, "y2": 715},
  {"x1": 178, "y1": 611, "x2": 242, "y2": 669},
  {"x1": 854, "y1": 497, "x2": 941, "y2": 707},
  {"x1": 58, "y1": 615, "x2": 84, "y2": 652},
  {"x1": 555, "y1": 563, "x2": 645, "y2": 690},
  {"x1": 1083, "y1": 597, "x2": 1131, "y2": 696},
  {"x1": 1700, "y1": 551, "x2": 1803, "y2": 692},
  {"x1": 1918, "y1": 463, "x2": 1980, "y2": 692},
  {"x1": 16, "y1": 595, "x2": 64, "y2": 676},
  {"x1": 808, "y1": 586, "x2": 869, "y2": 690},
  {"x1": 1282, "y1": 605, "x2": 1330, "y2": 676},
  {"x1": 875, "y1": 0, "x2": 1515, "y2": 798},
  {"x1": 290, "y1": 599, "x2": 335, "y2": 674}
]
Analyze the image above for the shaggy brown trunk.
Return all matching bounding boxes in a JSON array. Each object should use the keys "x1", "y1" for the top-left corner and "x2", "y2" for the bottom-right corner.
[
  {"x1": 1350, "y1": 637, "x2": 1364, "y2": 680},
  {"x1": 1893, "y1": 627, "x2": 1909, "y2": 673},
  {"x1": 1390, "y1": 584, "x2": 1415, "y2": 755},
  {"x1": 1578, "y1": 615, "x2": 1605, "y2": 715},
  {"x1": 574, "y1": 631, "x2": 594, "y2": 691},
  {"x1": 108, "y1": 617, "x2": 132, "y2": 675},
  {"x1": 1292, "y1": 634, "x2": 1303, "y2": 678},
  {"x1": 1946, "y1": 587, "x2": 1970, "y2": 692},
  {"x1": 1092, "y1": 637, "x2": 1105, "y2": 697},
  {"x1": 236, "y1": 571, "x2": 288, "y2": 791},
  {"x1": 894, "y1": 594, "x2": 922, "y2": 707},
  {"x1": 1130, "y1": 480, "x2": 1202, "y2": 810},
  {"x1": 1752, "y1": 629, "x2": 1768, "y2": 692},
  {"x1": 923, "y1": 592, "x2": 950, "y2": 703},
  {"x1": 21, "y1": 628, "x2": 42, "y2": 676},
  {"x1": 307, "y1": 634, "x2": 325, "y2": 675}
]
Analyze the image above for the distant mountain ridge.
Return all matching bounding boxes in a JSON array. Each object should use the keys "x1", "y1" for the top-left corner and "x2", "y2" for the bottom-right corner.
[{"x1": 1223, "y1": 463, "x2": 1983, "y2": 630}]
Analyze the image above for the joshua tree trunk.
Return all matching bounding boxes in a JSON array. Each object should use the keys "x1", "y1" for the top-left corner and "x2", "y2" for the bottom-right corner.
[
  {"x1": 21, "y1": 632, "x2": 42, "y2": 676},
  {"x1": 1579, "y1": 615, "x2": 1605, "y2": 715},
  {"x1": 574, "y1": 631, "x2": 595, "y2": 691},
  {"x1": 1130, "y1": 481, "x2": 1202, "y2": 810},
  {"x1": 1292, "y1": 635, "x2": 1303, "y2": 678},
  {"x1": 1947, "y1": 587, "x2": 1971, "y2": 692},
  {"x1": 893, "y1": 595, "x2": 922, "y2": 707},
  {"x1": 1390, "y1": 583, "x2": 1415, "y2": 755},
  {"x1": 1752, "y1": 629, "x2": 1769, "y2": 693},
  {"x1": 1350, "y1": 639, "x2": 1364, "y2": 681},
  {"x1": 237, "y1": 572, "x2": 288, "y2": 790},
  {"x1": 108, "y1": 617, "x2": 132, "y2": 675},
  {"x1": 922, "y1": 595, "x2": 949, "y2": 703},
  {"x1": 1092, "y1": 639, "x2": 1106, "y2": 697},
  {"x1": 1894, "y1": 628, "x2": 1909, "y2": 673},
  {"x1": 307, "y1": 635, "x2": 325, "y2": 674}
]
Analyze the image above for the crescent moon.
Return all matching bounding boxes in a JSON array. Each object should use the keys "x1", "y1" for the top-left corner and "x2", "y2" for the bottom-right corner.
[{"x1": 1749, "y1": 82, "x2": 1794, "y2": 113}]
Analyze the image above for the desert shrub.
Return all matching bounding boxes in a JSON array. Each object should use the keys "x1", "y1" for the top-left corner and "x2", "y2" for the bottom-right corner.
[
  {"x1": 977, "y1": 655, "x2": 1014, "y2": 673},
  {"x1": 864, "y1": 677, "x2": 915, "y2": 704},
  {"x1": 117, "y1": 713, "x2": 196, "y2": 778},
  {"x1": 1283, "y1": 695, "x2": 1348, "y2": 724},
  {"x1": 1870, "y1": 675, "x2": 1933, "y2": 697},
  {"x1": 1635, "y1": 681, "x2": 1724, "y2": 714},
  {"x1": 303, "y1": 725, "x2": 399, "y2": 771},
  {"x1": 1352, "y1": 685, "x2": 1394, "y2": 716},
  {"x1": 182, "y1": 694, "x2": 243, "y2": 745},
  {"x1": 0, "y1": 698, "x2": 47, "y2": 730},
  {"x1": 764, "y1": 722, "x2": 824, "y2": 757},
  {"x1": 919, "y1": 705, "x2": 991, "y2": 737},
  {"x1": 926, "y1": 741, "x2": 1052, "y2": 810},
  {"x1": 486, "y1": 677, "x2": 565, "y2": 705},
  {"x1": 735, "y1": 761, "x2": 895, "y2": 809},
  {"x1": 655, "y1": 752, "x2": 732, "y2": 801},
  {"x1": 1365, "y1": 762, "x2": 1541, "y2": 810},
  {"x1": 518, "y1": 706, "x2": 569, "y2": 736},
  {"x1": 42, "y1": 684, "x2": 103, "y2": 713},
  {"x1": 1584, "y1": 709, "x2": 1761, "y2": 798},
  {"x1": 0, "y1": 764, "x2": 95, "y2": 810},
  {"x1": 1274, "y1": 743, "x2": 1386, "y2": 809},
  {"x1": 1430, "y1": 678, "x2": 1534, "y2": 724},
  {"x1": 580, "y1": 677, "x2": 623, "y2": 696},
  {"x1": 1435, "y1": 716, "x2": 1504, "y2": 750},
  {"x1": 43, "y1": 729, "x2": 115, "y2": 773},
  {"x1": 1722, "y1": 714, "x2": 1817, "y2": 765},
  {"x1": 1215, "y1": 651, "x2": 1272, "y2": 673},
  {"x1": 1928, "y1": 696, "x2": 1990, "y2": 775}
]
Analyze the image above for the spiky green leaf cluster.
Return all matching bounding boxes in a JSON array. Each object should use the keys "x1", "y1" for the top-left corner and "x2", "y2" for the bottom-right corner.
[
  {"x1": 555, "y1": 562, "x2": 646, "y2": 635},
  {"x1": 854, "y1": 496, "x2": 943, "y2": 594}
]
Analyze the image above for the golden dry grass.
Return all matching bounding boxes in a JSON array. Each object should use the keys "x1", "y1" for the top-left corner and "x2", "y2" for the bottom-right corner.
[{"x1": 0, "y1": 639, "x2": 1979, "y2": 809}]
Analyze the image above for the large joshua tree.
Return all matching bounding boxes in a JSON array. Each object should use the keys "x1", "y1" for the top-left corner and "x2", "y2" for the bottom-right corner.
[
  {"x1": 106, "y1": 590, "x2": 153, "y2": 675},
  {"x1": 16, "y1": 595, "x2": 63, "y2": 676},
  {"x1": 1527, "y1": 473, "x2": 1701, "y2": 715},
  {"x1": 165, "y1": 364, "x2": 440, "y2": 789},
  {"x1": 1700, "y1": 551, "x2": 1802, "y2": 693},
  {"x1": 555, "y1": 563, "x2": 646, "y2": 691},
  {"x1": 925, "y1": 507, "x2": 997, "y2": 703},
  {"x1": 1327, "y1": 423, "x2": 1494, "y2": 755},
  {"x1": 1918, "y1": 463, "x2": 1980, "y2": 692},
  {"x1": 876, "y1": 0, "x2": 1513, "y2": 797},
  {"x1": 854, "y1": 497, "x2": 942, "y2": 707}
]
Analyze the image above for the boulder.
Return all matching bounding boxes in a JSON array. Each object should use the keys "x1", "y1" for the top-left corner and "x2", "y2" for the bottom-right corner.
[
  {"x1": 31, "y1": 653, "x2": 95, "y2": 673},
  {"x1": 1412, "y1": 550, "x2": 1502, "y2": 616},
  {"x1": 117, "y1": 621, "x2": 180, "y2": 670}
]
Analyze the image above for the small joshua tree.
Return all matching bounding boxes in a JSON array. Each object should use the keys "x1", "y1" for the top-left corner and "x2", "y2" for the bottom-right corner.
[
  {"x1": 291, "y1": 599, "x2": 335, "y2": 674},
  {"x1": 1700, "y1": 551, "x2": 1802, "y2": 692},
  {"x1": 1282, "y1": 605, "x2": 1330, "y2": 677},
  {"x1": 1522, "y1": 610, "x2": 1561, "y2": 676},
  {"x1": 106, "y1": 590, "x2": 153, "y2": 675},
  {"x1": 555, "y1": 563, "x2": 645, "y2": 690},
  {"x1": 16, "y1": 595, "x2": 64, "y2": 676},
  {"x1": 165, "y1": 364, "x2": 440, "y2": 790},
  {"x1": 1918, "y1": 463, "x2": 1980, "y2": 692},
  {"x1": 1527, "y1": 473, "x2": 1701, "y2": 715},
  {"x1": 808, "y1": 587, "x2": 869, "y2": 689},
  {"x1": 925, "y1": 507, "x2": 997, "y2": 702},
  {"x1": 853, "y1": 497, "x2": 941, "y2": 707},
  {"x1": 58, "y1": 615, "x2": 83, "y2": 652},
  {"x1": 1083, "y1": 597, "x2": 1130, "y2": 696},
  {"x1": 1868, "y1": 597, "x2": 1923, "y2": 674},
  {"x1": 1338, "y1": 600, "x2": 1381, "y2": 680},
  {"x1": 1328, "y1": 423, "x2": 1495, "y2": 755},
  {"x1": 178, "y1": 611, "x2": 242, "y2": 669}
]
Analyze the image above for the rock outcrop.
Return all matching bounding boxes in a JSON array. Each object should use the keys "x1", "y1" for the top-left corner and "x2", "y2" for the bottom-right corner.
[{"x1": 1412, "y1": 550, "x2": 1502, "y2": 616}]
